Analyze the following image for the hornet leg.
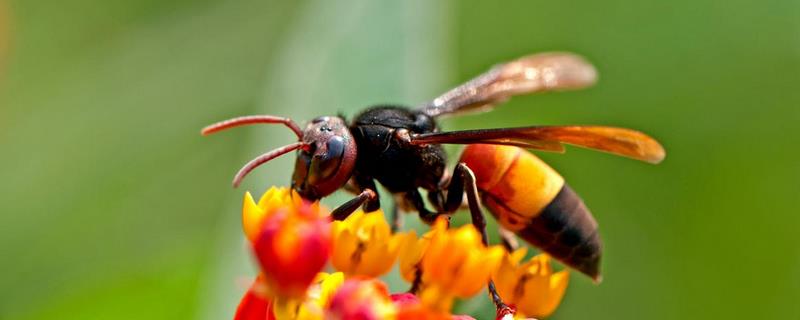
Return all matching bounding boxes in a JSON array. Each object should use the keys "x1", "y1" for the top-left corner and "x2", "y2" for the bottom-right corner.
[
  {"x1": 498, "y1": 226, "x2": 520, "y2": 252},
  {"x1": 389, "y1": 199, "x2": 403, "y2": 232},
  {"x1": 331, "y1": 188, "x2": 377, "y2": 220},
  {"x1": 331, "y1": 174, "x2": 381, "y2": 220},
  {"x1": 405, "y1": 190, "x2": 440, "y2": 225},
  {"x1": 430, "y1": 167, "x2": 518, "y2": 250},
  {"x1": 455, "y1": 163, "x2": 512, "y2": 314},
  {"x1": 355, "y1": 174, "x2": 381, "y2": 212},
  {"x1": 409, "y1": 164, "x2": 511, "y2": 312}
]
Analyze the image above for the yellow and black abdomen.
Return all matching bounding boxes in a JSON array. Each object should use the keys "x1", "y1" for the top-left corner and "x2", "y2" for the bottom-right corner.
[{"x1": 460, "y1": 144, "x2": 602, "y2": 281}]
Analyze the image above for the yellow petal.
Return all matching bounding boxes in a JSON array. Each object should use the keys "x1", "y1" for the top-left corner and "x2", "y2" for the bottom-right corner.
[
  {"x1": 272, "y1": 297, "x2": 300, "y2": 320},
  {"x1": 513, "y1": 263, "x2": 570, "y2": 318},
  {"x1": 510, "y1": 247, "x2": 528, "y2": 264},
  {"x1": 310, "y1": 201, "x2": 324, "y2": 218},
  {"x1": 256, "y1": 187, "x2": 277, "y2": 209},
  {"x1": 330, "y1": 209, "x2": 401, "y2": 278},
  {"x1": 397, "y1": 230, "x2": 426, "y2": 282},
  {"x1": 363, "y1": 211, "x2": 391, "y2": 241},
  {"x1": 419, "y1": 285, "x2": 455, "y2": 314},
  {"x1": 523, "y1": 254, "x2": 553, "y2": 276},
  {"x1": 272, "y1": 272, "x2": 344, "y2": 320},
  {"x1": 331, "y1": 230, "x2": 359, "y2": 274},
  {"x1": 330, "y1": 220, "x2": 345, "y2": 242},
  {"x1": 493, "y1": 257, "x2": 518, "y2": 301},
  {"x1": 260, "y1": 187, "x2": 292, "y2": 214},
  {"x1": 421, "y1": 223, "x2": 492, "y2": 293},
  {"x1": 242, "y1": 191, "x2": 265, "y2": 242},
  {"x1": 536, "y1": 254, "x2": 553, "y2": 275},
  {"x1": 346, "y1": 210, "x2": 366, "y2": 230},
  {"x1": 358, "y1": 241, "x2": 396, "y2": 277},
  {"x1": 449, "y1": 250, "x2": 486, "y2": 296},
  {"x1": 451, "y1": 224, "x2": 482, "y2": 248},
  {"x1": 421, "y1": 236, "x2": 453, "y2": 286},
  {"x1": 291, "y1": 189, "x2": 303, "y2": 208},
  {"x1": 451, "y1": 245, "x2": 505, "y2": 297},
  {"x1": 318, "y1": 272, "x2": 345, "y2": 308},
  {"x1": 257, "y1": 186, "x2": 290, "y2": 210}
]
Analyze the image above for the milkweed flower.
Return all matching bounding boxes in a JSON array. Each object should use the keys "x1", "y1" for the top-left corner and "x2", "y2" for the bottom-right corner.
[
  {"x1": 493, "y1": 249, "x2": 570, "y2": 318},
  {"x1": 330, "y1": 210, "x2": 404, "y2": 277},
  {"x1": 419, "y1": 218, "x2": 505, "y2": 312},
  {"x1": 245, "y1": 187, "x2": 331, "y2": 299},
  {"x1": 326, "y1": 278, "x2": 396, "y2": 320},
  {"x1": 243, "y1": 187, "x2": 317, "y2": 242},
  {"x1": 272, "y1": 272, "x2": 345, "y2": 320},
  {"x1": 233, "y1": 186, "x2": 575, "y2": 320}
]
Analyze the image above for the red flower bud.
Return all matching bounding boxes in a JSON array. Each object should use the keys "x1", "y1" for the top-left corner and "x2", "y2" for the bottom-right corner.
[
  {"x1": 253, "y1": 201, "x2": 331, "y2": 299},
  {"x1": 326, "y1": 278, "x2": 396, "y2": 320}
]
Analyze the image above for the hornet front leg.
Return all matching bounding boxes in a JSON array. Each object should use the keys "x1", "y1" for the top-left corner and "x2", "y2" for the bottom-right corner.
[{"x1": 331, "y1": 173, "x2": 380, "y2": 220}]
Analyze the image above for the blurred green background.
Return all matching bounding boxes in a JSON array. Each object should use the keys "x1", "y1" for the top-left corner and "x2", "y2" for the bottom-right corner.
[{"x1": 1, "y1": 0, "x2": 798, "y2": 319}]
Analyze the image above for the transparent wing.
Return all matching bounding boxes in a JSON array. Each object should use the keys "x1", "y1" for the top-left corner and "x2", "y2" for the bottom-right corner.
[{"x1": 418, "y1": 52, "x2": 598, "y2": 118}]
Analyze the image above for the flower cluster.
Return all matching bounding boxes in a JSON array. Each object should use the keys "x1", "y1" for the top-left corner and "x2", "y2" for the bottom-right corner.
[{"x1": 234, "y1": 187, "x2": 569, "y2": 320}]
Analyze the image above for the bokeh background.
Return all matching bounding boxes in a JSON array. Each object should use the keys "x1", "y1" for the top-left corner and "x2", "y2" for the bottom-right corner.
[{"x1": 1, "y1": 0, "x2": 799, "y2": 319}]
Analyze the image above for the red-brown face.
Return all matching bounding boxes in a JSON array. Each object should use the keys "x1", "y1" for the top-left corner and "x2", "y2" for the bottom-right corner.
[{"x1": 292, "y1": 116, "x2": 357, "y2": 200}]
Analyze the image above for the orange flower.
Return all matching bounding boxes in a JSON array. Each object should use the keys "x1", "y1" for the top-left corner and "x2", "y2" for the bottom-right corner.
[
  {"x1": 330, "y1": 210, "x2": 405, "y2": 278},
  {"x1": 247, "y1": 187, "x2": 332, "y2": 299},
  {"x1": 397, "y1": 229, "x2": 432, "y2": 283},
  {"x1": 242, "y1": 187, "x2": 318, "y2": 242},
  {"x1": 493, "y1": 249, "x2": 569, "y2": 318},
  {"x1": 418, "y1": 218, "x2": 505, "y2": 312}
]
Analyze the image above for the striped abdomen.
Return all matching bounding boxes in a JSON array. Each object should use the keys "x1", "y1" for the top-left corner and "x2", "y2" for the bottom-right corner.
[{"x1": 459, "y1": 144, "x2": 602, "y2": 281}]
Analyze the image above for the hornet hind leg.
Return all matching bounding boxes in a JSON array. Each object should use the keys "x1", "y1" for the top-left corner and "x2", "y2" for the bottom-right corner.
[{"x1": 425, "y1": 163, "x2": 513, "y2": 315}]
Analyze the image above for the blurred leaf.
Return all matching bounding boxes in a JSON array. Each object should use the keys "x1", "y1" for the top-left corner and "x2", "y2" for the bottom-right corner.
[
  {"x1": 0, "y1": 0, "x2": 8, "y2": 77},
  {"x1": 0, "y1": 1, "x2": 300, "y2": 319}
]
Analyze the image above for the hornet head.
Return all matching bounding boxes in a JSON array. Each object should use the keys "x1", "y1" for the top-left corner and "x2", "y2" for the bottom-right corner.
[{"x1": 201, "y1": 114, "x2": 356, "y2": 200}]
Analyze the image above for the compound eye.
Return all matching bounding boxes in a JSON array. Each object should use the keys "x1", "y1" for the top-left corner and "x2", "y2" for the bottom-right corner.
[{"x1": 308, "y1": 136, "x2": 345, "y2": 183}]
